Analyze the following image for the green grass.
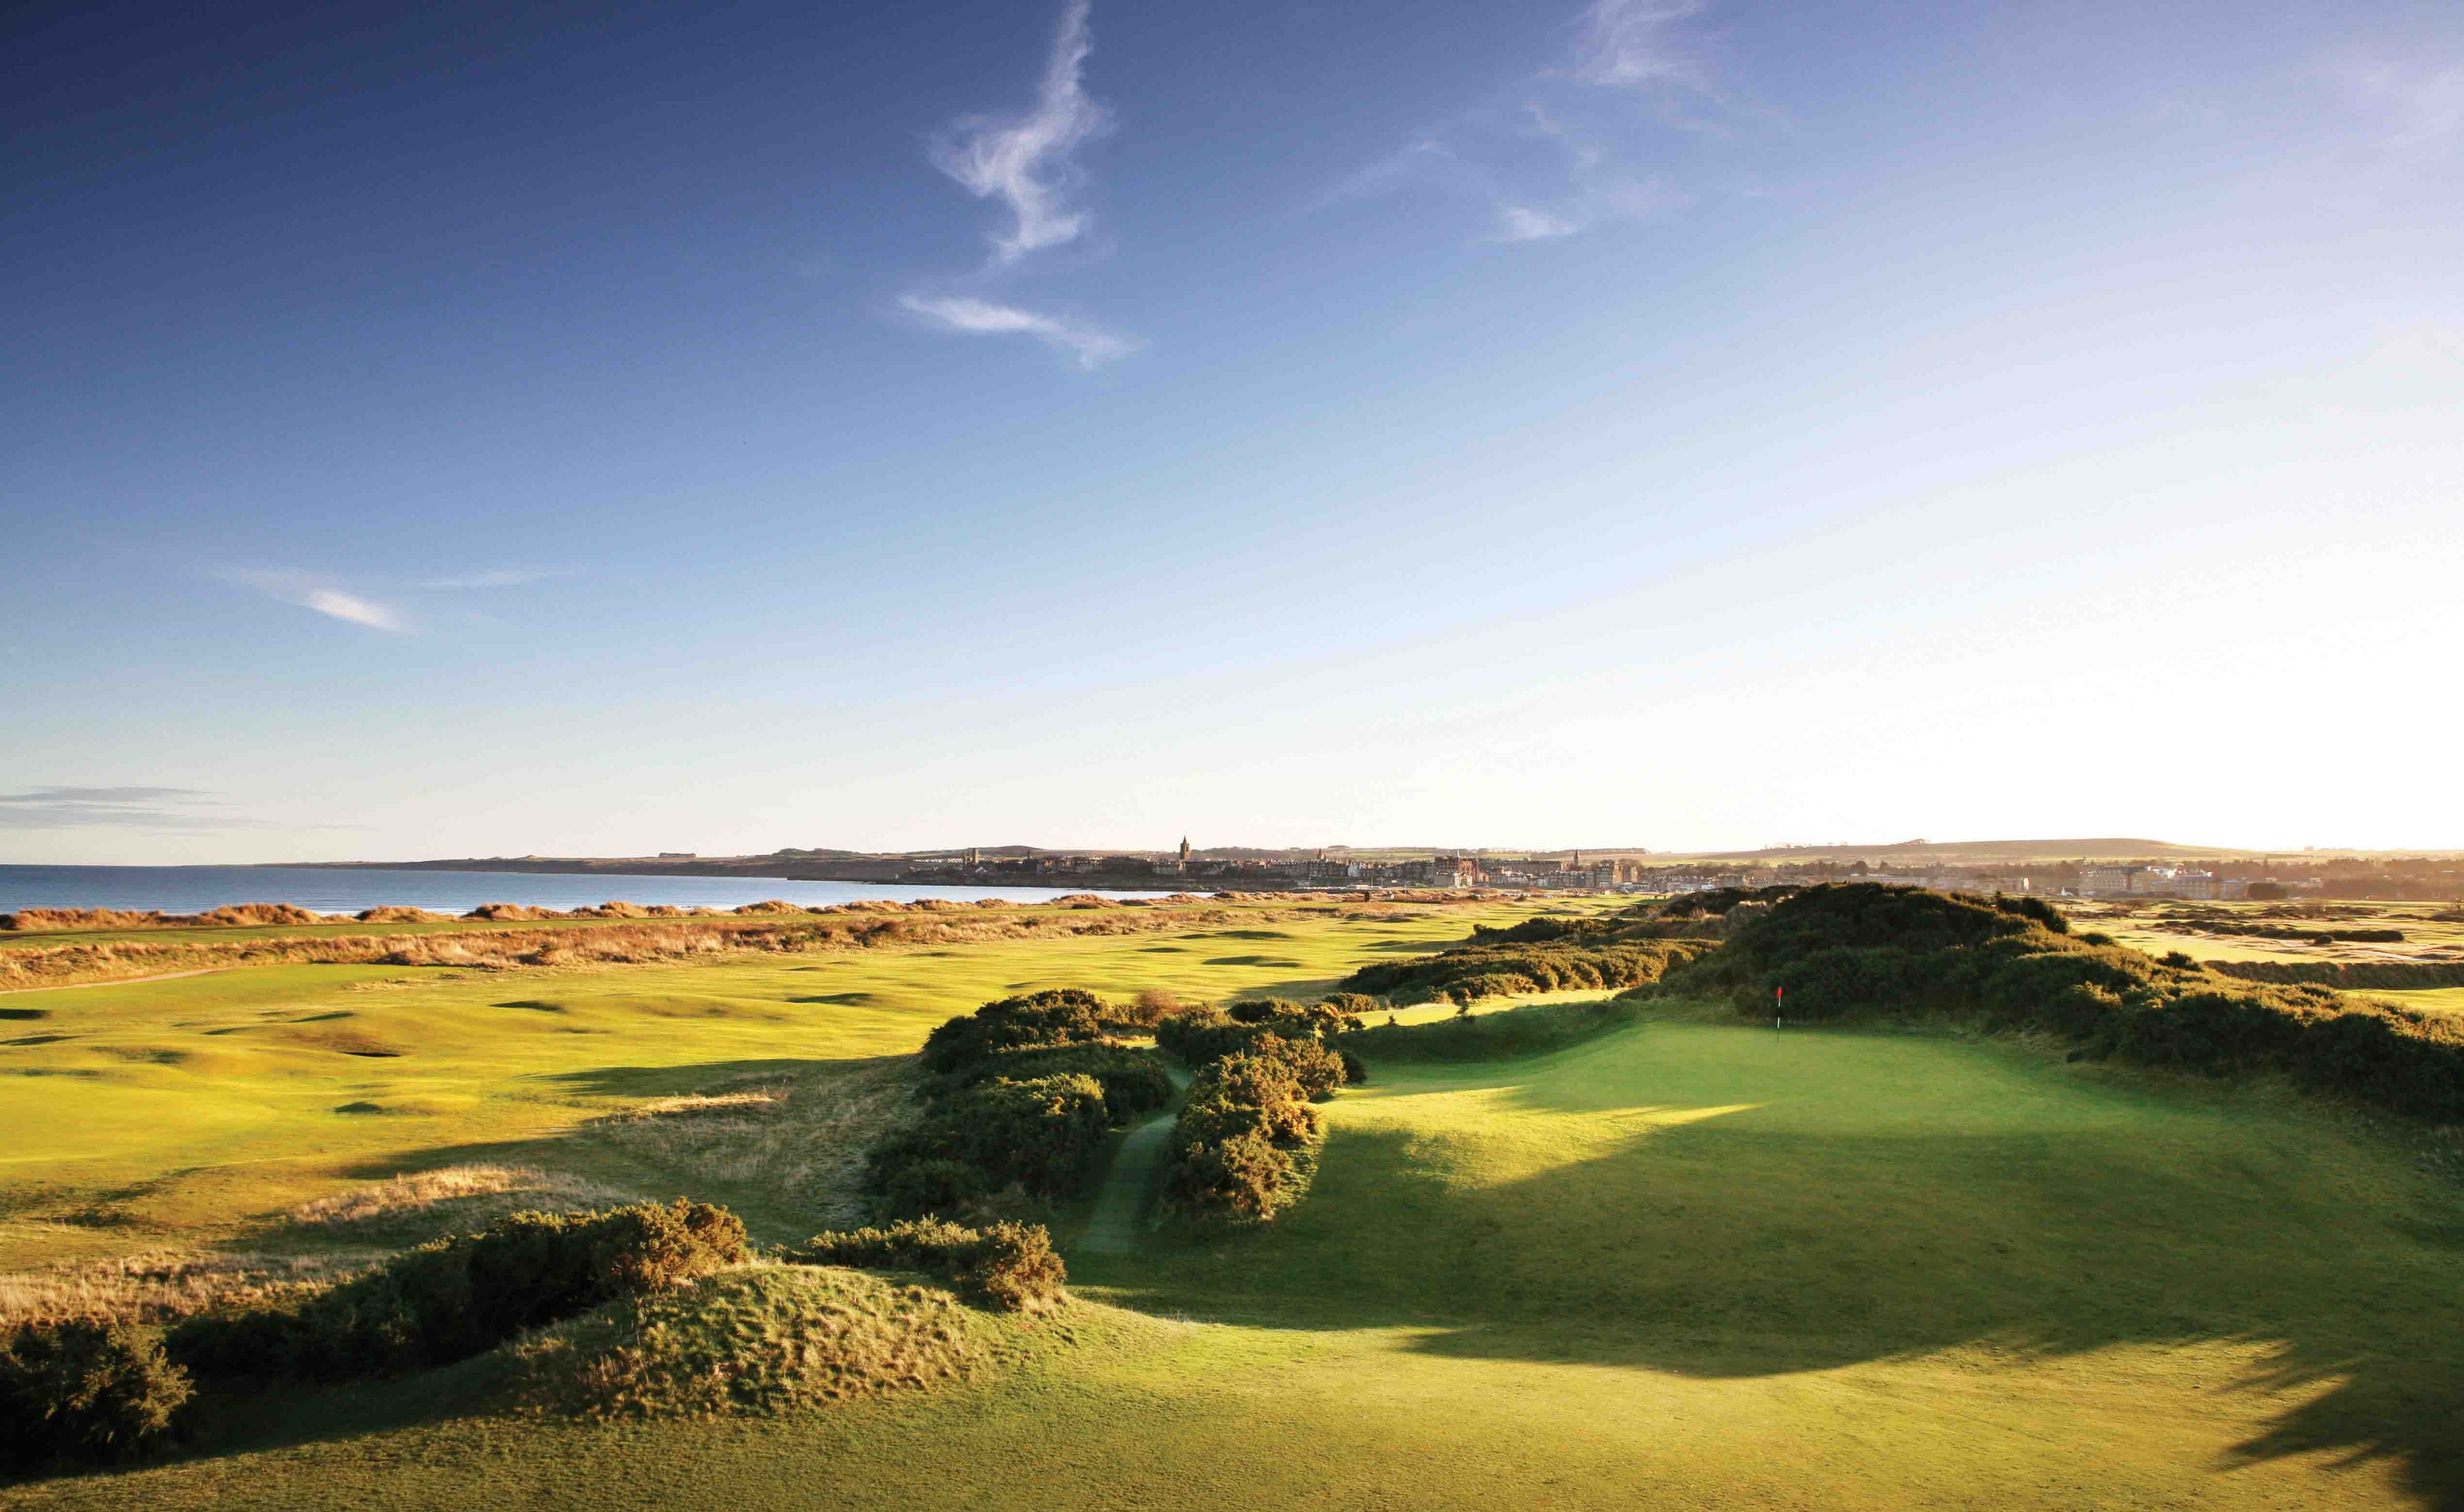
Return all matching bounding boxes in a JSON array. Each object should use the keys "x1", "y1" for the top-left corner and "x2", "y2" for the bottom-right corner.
[
  {"x1": 2369, "y1": 986, "x2": 2464, "y2": 1017},
  {"x1": 7, "y1": 899, "x2": 2463, "y2": 1508},
  {"x1": 0, "y1": 899, "x2": 1586, "y2": 1265}
]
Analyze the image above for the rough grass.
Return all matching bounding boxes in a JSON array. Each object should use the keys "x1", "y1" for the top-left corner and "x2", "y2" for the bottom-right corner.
[
  {"x1": 0, "y1": 1251, "x2": 374, "y2": 1330},
  {"x1": 282, "y1": 1165, "x2": 642, "y2": 1239},
  {"x1": 500, "y1": 1263, "x2": 1005, "y2": 1420},
  {"x1": 577, "y1": 1063, "x2": 924, "y2": 1232}
]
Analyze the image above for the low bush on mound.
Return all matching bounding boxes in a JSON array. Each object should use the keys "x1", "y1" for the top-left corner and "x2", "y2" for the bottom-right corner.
[
  {"x1": 0, "y1": 1319, "x2": 192, "y2": 1473},
  {"x1": 788, "y1": 1220, "x2": 1065, "y2": 1312},
  {"x1": 1338, "y1": 937, "x2": 1715, "y2": 1007},
  {"x1": 505, "y1": 1265, "x2": 999, "y2": 1418},
  {"x1": 168, "y1": 1200, "x2": 746, "y2": 1384},
  {"x1": 1346, "y1": 998, "x2": 1649, "y2": 1063},
  {"x1": 1686, "y1": 884, "x2": 2464, "y2": 1122}
]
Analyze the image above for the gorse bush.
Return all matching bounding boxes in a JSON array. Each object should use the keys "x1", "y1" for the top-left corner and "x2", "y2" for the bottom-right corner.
[
  {"x1": 1695, "y1": 884, "x2": 2464, "y2": 1122},
  {"x1": 921, "y1": 1041, "x2": 1173, "y2": 1125},
  {"x1": 879, "y1": 994, "x2": 1177, "y2": 1221},
  {"x1": 1338, "y1": 937, "x2": 1715, "y2": 1007},
  {"x1": 919, "y1": 988, "x2": 1110, "y2": 1073},
  {"x1": 0, "y1": 1319, "x2": 193, "y2": 1472},
  {"x1": 1159, "y1": 1033, "x2": 1346, "y2": 1227},
  {"x1": 788, "y1": 1220, "x2": 1065, "y2": 1312},
  {"x1": 1154, "y1": 1003, "x2": 1364, "y2": 1071},
  {"x1": 1468, "y1": 915, "x2": 1615, "y2": 944},
  {"x1": 168, "y1": 1200, "x2": 747, "y2": 1384},
  {"x1": 865, "y1": 1075, "x2": 1110, "y2": 1220}
]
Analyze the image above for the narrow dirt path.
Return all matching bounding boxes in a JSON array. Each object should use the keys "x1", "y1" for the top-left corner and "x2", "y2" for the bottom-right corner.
[{"x1": 1078, "y1": 1064, "x2": 1191, "y2": 1255}]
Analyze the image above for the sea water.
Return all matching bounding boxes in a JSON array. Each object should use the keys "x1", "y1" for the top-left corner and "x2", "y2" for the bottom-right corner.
[{"x1": 0, "y1": 865, "x2": 1172, "y2": 916}]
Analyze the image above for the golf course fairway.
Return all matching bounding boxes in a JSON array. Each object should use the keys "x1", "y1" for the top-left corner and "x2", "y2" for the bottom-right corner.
[{"x1": 12, "y1": 989, "x2": 2458, "y2": 1509}]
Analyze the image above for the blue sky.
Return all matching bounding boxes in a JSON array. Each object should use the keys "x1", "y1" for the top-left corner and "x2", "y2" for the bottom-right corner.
[{"x1": 4, "y1": 0, "x2": 2459, "y2": 862}]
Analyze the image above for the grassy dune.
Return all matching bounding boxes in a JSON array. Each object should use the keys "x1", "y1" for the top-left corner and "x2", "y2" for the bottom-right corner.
[{"x1": 7, "y1": 898, "x2": 2463, "y2": 1508}]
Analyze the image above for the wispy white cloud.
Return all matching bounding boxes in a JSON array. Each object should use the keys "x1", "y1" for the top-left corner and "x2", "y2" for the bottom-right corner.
[
  {"x1": 414, "y1": 568, "x2": 561, "y2": 590},
  {"x1": 1496, "y1": 205, "x2": 1584, "y2": 242},
  {"x1": 929, "y1": 0, "x2": 1110, "y2": 270},
  {"x1": 220, "y1": 571, "x2": 409, "y2": 633},
  {"x1": 896, "y1": 1, "x2": 1137, "y2": 368},
  {"x1": 1570, "y1": 0, "x2": 1717, "y2": 98},
  {"x1": 0, "y1": 786, "x2": 271, "y2": 832},
  {"x1": 302, "y1": 590, "x2": 404, "y2": 631},
  {"x1": 899, "y1": 294, "x2": 1137, "y2": 368},
  {"x1": 1331, "y1": 1, "x2": 1729, "y2": 248}
]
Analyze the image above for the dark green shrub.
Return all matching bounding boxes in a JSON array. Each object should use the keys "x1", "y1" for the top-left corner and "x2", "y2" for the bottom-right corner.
[
  {"x1": 0, "y1": 1320, "x2": 192, "y2": 1471},
  {"x1": 924, "y1": 1041, "x2": 1173, "y2": 1124},
  {"x1": 1156, "y1": 1007, "x2": 1363, "y2": 1074},
  {"x1": 788, "y1": 1219, "x2": 1066, "y2": 1311},
  {"x1": 1469, "y1": 915, "x2": 1612, "y2": 944},
  {"x1": 1337, "y1": 1048, "x2": 1368, "y2": 1085},
  {"x1": 919, "y1": 988, "x2": 1108, "y2": 1074},
  {"x1": 1226, "y1": 998, "x2": 1296, "y2": 1024},
  {"x1": 1338, "y1": 937, "x2": 1713, "y2": 1007},
  {"x1": 1162, "y1": 1130, "x2": 1297, "y2": 1225},
  {"x1": 168, "y1": 1200, "x2": 746, "y2": 1385},
  {"x1": 866, "y1": 1074, "x2": 1110, "y2": 1219},
  {"x1": 874, "y1": 1157, "x2": 988, "y2": 1219},
  {"x1": 1159, "y1": 1035, "x2": 1341, "y2": 1227}
]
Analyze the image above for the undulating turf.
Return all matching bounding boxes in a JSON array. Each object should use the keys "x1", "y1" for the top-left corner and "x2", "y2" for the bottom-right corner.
[{"x1": 6, "y1": 897, "x2": 2462, "y2": 1508}]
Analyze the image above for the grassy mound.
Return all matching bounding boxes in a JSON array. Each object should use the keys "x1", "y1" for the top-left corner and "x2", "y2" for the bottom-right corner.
[{"x1": 502, "y1": 1264, "x2": 1000, "y2": 1420}]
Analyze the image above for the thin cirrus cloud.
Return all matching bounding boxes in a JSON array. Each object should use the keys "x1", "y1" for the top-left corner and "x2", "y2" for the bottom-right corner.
[
  {"x1": 413, "y1": 568, "x2": 563, "y2": 590},
  {"x1": 898, "y1": 294, "x2": 1137, "y2": 369},
  {"x1": 219, "y1": 570, "x2": 408, "y2": 633},
  {"x1": 895, "y1": 0, "x2": 1137, "y2": 369},
  {"x1": 929, "y1": 0, "x2": 1110, "y2": 269},
  {"x1": 1568, "y1": 0, "x2": 1719, "y2": 100},
  {"x1": 1333, "y1": 0, "x2": 1729, "y2": 246},
  {"x1": 0, "y1": 787, "x2": 271, "y2": 831}
]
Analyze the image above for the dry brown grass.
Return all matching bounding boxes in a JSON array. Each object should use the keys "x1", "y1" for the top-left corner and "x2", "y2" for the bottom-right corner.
[
  {"x1": 581, "y1": 1063, "x2": 920, "y2": 1230},
  {"x1": 1, "y1": 903, "x2": 325, "y2": 931},
  {"x1": 0, "y1": 1249, "x2": 377, "y2": 1329},
  {"x1": 284, "y1": 1164, "x2": 640, "y2": 1232}
]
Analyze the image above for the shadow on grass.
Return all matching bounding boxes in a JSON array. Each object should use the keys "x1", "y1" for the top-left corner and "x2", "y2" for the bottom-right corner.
[{"x1": 1076, "y1": 1075, "x2": 2464, "y2": 1509}]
